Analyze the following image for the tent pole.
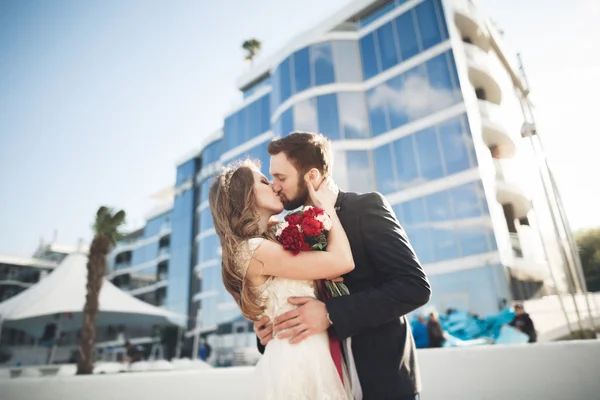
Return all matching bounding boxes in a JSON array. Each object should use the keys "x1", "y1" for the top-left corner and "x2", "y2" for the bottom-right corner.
[
  {"x1": 175, "y1": 325, "x2": 182, "y2": 359},
  {"x1": 46, "y1": 315, "x2": 61, "y2": 365}
]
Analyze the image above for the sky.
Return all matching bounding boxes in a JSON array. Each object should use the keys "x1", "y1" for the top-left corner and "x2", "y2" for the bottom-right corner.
[{"x1": 0, "y1": 0, "x2": 598, "y2": 256}]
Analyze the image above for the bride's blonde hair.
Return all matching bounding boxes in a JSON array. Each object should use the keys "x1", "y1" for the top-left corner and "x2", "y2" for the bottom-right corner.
[{"x1": 208, "y1": 159, "x2": 275, "y2": 320}]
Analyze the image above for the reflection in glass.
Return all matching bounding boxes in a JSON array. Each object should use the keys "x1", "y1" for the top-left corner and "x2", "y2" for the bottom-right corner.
[
  {"x1": 376, "y1": 22, "x2": 399, "y2": 71},
  {"x1": 407, "y1": 227, "x2": 434, "y2": 264},
  {"x1": 338, "y1": 92, "x2": 369, "y2": 139},
  {"x1": 393, "y1": 135, "x2": 419, "y2": 189},
  {"x1": 415, "y1": 126, "x2": 444, "y2": 181},
  {"x1": 346, "y1": 150, "x2": 375, "y2": 193},
  {"x1": 293, "y1": 99, "x2": 318, "y2": 133},
  {"x1": 415, "y1": 0, "x2": 445, "y2": 50},
  {"x1": 279, "y1": 58, "x2": 292, "y2": 104},
  {"x1": 425, "y1": 190, "x2": 452, "y2": 222},
  {"x1": 374, "y1": 144, "x2": 396, "y2": 194},
  {"x1": 293, "y1": 48, "x2": 311, "y2": 93},
  {"x1": 359, "y1": 33, "x2": 379, "y2": 80},
  {"x1": 367, "y1": 87, "x2": 389, "y2": 136},
  {"x1": 281, "y1": 108, "x2": 294, "y2": 136},
  {"x1": 312, "y1": 43, "x2": 335, "y2": 86},
  {"x1": 316, "y1": 94, "x2": 340, "y2": 140},
  {"x1": 450, "y1": 182, "x2": 486, "y2": 218},
  {"x1": 402, "y1": 198, "x2": 428, "y2": 226},
  {"x1": 438, "y1": 116, "x2": 472, "y2": 175},
  {"x1": 366, "y1": 51, "x2": 462, "y2": 136},
  {"x1": 394, "y1": 9, "x2": 420, "y2": 61}
]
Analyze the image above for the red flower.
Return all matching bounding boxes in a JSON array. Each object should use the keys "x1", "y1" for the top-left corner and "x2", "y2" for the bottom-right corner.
[
  {"x1": 301, "y1": 242, "x2": 312, "y2": 252},
  {"x1": 303, "y1": 207, "x2": 316, "y2": 219},
  {"x1": 279, "y1": 224, "x2": 305, "y2": 255},
  {"x1": 314, "y1": 206, "x2": 325, "y2": 216},
  {"x1": 301, "y1": 217, "x2": 324, "y2": 237},
  {"x1": 286, "y1": 213, "x2": 303, "y2": 226}
]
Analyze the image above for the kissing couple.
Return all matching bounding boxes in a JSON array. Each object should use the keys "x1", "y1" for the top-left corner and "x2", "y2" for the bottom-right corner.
[{"x1": 209, "y1": 132, "x2": 431, "y2": 399}]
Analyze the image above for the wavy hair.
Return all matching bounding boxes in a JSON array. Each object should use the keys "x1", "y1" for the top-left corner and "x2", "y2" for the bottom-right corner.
[{"x1": 208, "y1": 159, "x2": 274, "y2": 320}]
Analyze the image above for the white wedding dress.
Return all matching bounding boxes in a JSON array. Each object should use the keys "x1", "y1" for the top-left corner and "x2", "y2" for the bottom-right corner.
[{"x1": 242, "y1": 238, "x2": 352, "y2": 400}]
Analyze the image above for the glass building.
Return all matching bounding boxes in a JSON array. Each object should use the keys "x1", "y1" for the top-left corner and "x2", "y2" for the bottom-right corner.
[{"x1": 112, "y1": 0, "x2": 574, "y2": 363}]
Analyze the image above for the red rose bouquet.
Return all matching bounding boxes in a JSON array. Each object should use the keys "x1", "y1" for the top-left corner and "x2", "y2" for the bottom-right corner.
[{"x1": 275, "y1": 206, "x2": 349, "y2": 297}]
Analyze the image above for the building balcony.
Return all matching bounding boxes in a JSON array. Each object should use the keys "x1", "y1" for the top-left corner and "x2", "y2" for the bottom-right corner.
[
  {"x1": 478, "y1": 100, "x2": 516, "y2": 158},
  {"x1": 128, "y1": 279, "x2": 168, "y2": 297},
  {"x1": 464, "y1": 43, "x2": 502, "y2": 105},
  {"x1": 0, "y1": 279, "x2": 33, "y2": 288},
  {"x1": 452, "y1": 0, "x2": 490, "y2": 52},
  {"x1": 494, "y1": 159, "x2": 531, "y2": 219}
]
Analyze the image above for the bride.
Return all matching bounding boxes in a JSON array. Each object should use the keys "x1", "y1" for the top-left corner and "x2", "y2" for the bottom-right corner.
[{"x1": 209, "y1": 159, "x2": 354, "y2": 399}]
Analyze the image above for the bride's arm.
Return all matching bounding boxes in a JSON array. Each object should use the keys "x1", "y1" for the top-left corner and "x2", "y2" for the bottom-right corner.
[{"x1": 248, "y1": 208, "x2": 354, "y2": 281}]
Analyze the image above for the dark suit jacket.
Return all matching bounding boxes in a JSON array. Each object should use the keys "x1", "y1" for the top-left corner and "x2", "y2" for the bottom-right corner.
[{"x1": 258, "y1": 191, "x2": 431, "y2": 399}]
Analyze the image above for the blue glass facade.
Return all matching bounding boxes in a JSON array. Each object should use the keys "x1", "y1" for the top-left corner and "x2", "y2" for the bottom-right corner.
[
  {"x1": 187, "y1": 0, "x2": 508, "y2": 340},
  {"x1": 165, "y1": 159, "x2": 198, "y2": 322},
  {"x1": 115, "y1": 0, "x2": 555, "y2": 355}
]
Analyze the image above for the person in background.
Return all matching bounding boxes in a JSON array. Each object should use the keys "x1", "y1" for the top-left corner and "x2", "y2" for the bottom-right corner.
[
  {"x1": 427, "y1": 312, "x2": 445, "y2": 348},
  {"x1": 123, "y1": 341, "x2": 143, "y2": 364},
  {"x1": 509, "y1": 304, "x2": 537, "y2": 343},
  {"x1": 413, "y1": 315, "x2": 430, "y2": 349}
]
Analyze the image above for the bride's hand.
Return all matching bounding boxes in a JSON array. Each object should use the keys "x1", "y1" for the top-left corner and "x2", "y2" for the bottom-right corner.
[{"x1": 306, "y1": 175, "x2": 338, "y2": 211}]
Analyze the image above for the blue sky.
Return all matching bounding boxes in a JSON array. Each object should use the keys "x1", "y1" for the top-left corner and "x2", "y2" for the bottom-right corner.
[{"x1": 0, "y1": 0, "x2": 598, "y2": 256}]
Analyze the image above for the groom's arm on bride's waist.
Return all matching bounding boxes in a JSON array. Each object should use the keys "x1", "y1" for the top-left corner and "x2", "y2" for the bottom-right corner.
[{"x1": 325, "y1": 192, "x2": 431, "y2": 341}]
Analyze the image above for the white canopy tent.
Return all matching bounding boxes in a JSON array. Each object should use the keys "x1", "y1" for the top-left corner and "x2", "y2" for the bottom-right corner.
[{"x1": 0, "y1": 253, "x2": 185, "y2": 337}]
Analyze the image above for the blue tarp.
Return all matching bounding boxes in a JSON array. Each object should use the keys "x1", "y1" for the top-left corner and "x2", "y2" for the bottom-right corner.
[{"x1": 411, "y1": 307, "x2": 530, "y2": 348}]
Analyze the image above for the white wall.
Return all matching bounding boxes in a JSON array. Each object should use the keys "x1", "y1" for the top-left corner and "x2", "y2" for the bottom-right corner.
[{"x1": 2, "y1": 341, "x2": 599, "y2": 400}]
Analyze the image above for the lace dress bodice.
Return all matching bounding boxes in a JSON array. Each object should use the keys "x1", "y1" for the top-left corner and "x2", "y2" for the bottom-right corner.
[
  {"x1": 242, "y1": 238, "x2": 317, "y2": 321},
  {"x1": 241, "y1": 238, "x2": 351, "y2": 400}
]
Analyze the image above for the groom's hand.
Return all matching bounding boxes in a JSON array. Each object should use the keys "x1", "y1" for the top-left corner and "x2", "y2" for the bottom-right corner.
[
  {"x1": 254, "y1": 316, "x2": 273, "y2": 346},
  {"x1": 274, "y1": 297, "x2": 331, "y2": 344}
]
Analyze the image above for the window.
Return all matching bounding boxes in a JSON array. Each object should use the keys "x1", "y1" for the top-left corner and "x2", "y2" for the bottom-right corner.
[
  {"x1": 376, "y1": 22, "x2": 399, "y2": 71},
  {"x1": 278, "y1": 58, "x2": 292, "y2": 105},
  {"x1": 260, "y1": 95, "x2": 271, "y2": 133},
  {"x1": 366, "y1": 50, "x2": 460, "y2": 135},
  {"x1": 293, "y1": 99, "x2": 318, "y2": 133},
  {"x1": 426, "y1": 52, "x2": 462, "y2": 107},
  {"x1": 438, "y1": 117, "x2": 473, "y2": 175},
  {"x1": 366, "y1": 86, "x2": 390, "y2": 136},
  {"x1": 360, "y1": 33, "x2": 379, "y2": 80},
  {"x1": 374, "y1": 144, "x2": 396, "y2": 194},
  {"x1": 293, "y1": 48, "x2": 311, "y2": 93},
  {"x1": 176, "y1": 160, "x2": 196, "y2": 186},
  {"x1": 402, "y1": 198, "x2": 427, "y2": 226},
  {"x1": 450, "y1": 182, "x2": 486, "y2": 218},
  {"x1": 346, "y1": 151, "x2": 375, "y2": 193},
  {"x1": 338, "y1": 92, "x2": 370, "y2": 139},
  {"x1": 199, "y1": 235, "x2": 219, "y2": 263},
  {"x1": 316, "y1": 94, "x2": 340, "y2": 140},
  {"x1": 415, "y1": 0, "x2": 445, "y2": 50},
  {"x1": 386, "y1": 74, "x2": 409, "y2": 129},
  {"x1": 425, "y1": 190, "x2": 459, "y2": 260},
  {"x1": 425, "y1": 190, "x2": 453, "y2": 222},
  {"x1": 201, "y1": 140, "x2": 221, "y2": 167},
  {"x1": 280, "y1": 108, "x2": 294, "y2": 136},
  {"x1": 393, "y1": 135, "x2": 419, "y2": 188},
  {"x1": 394, "y1": 10, "x2": 420, "y2": 61},
  {"x1": 415, "y1": 126, "x2": 444, "y2": 181},
  {"x1": 312, "y1": 43, "x2": 335, "y2": 86}
]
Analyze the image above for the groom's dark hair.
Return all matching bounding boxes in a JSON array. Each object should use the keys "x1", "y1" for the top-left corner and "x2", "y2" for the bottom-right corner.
[{"x1": 267, "y1": 131, "x2": 332, "y2": 177}]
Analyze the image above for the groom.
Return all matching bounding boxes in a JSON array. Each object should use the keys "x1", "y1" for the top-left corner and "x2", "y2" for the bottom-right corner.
[{"x1": 254, "y1": 132, "x2": 431, "y2": 400}]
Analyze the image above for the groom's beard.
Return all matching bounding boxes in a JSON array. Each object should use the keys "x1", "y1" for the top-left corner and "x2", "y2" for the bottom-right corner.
[{"x1": 281, "y1": 177, "x2": 309, "y2": 210}]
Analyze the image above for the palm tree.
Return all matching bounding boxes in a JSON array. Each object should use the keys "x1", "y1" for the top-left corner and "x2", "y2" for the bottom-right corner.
[
  {"x1": 242, "y1": 38, "x2": 262, "y2": 63},
  {"x1": 76, "y1": 206, "x2": 126, "y2": 375}
]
